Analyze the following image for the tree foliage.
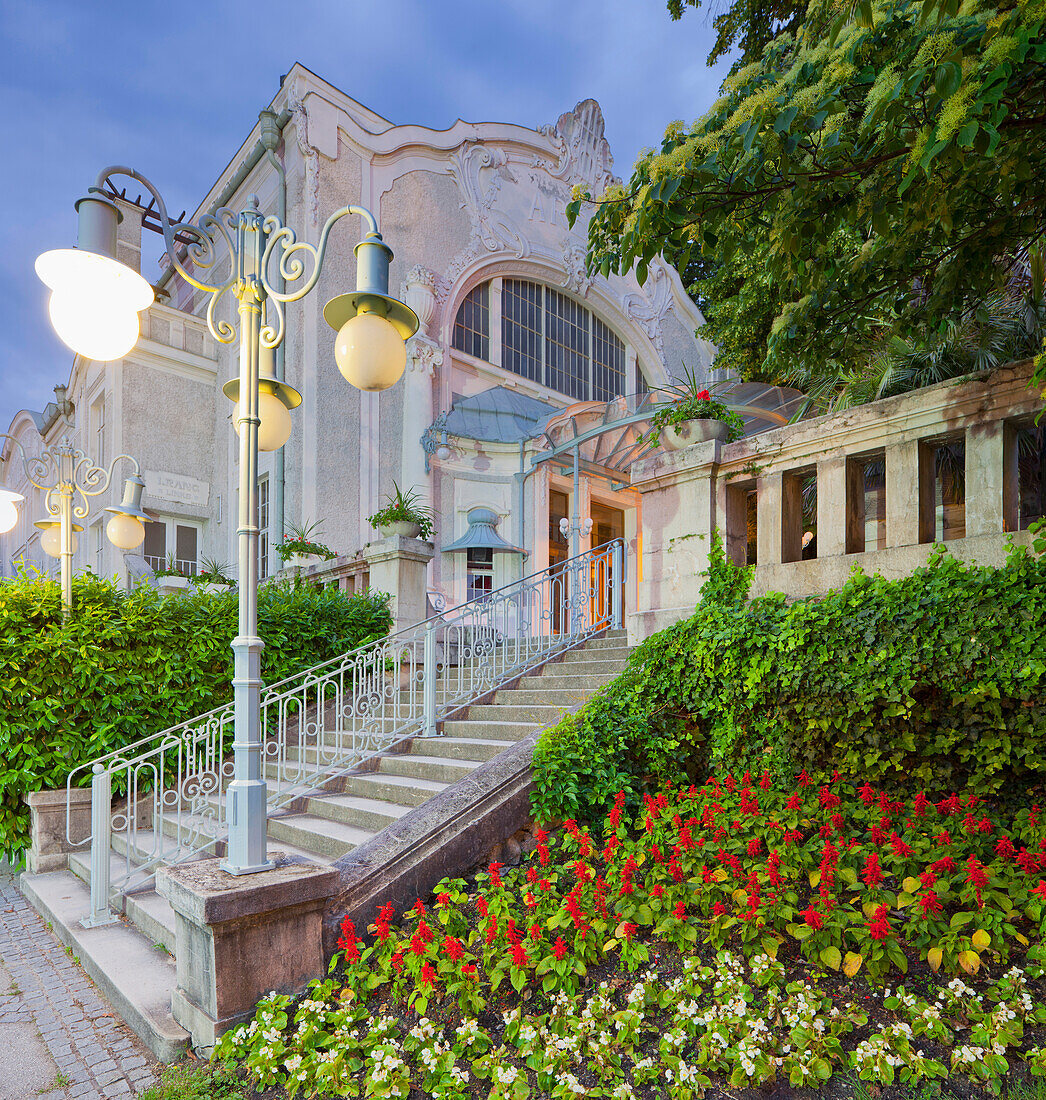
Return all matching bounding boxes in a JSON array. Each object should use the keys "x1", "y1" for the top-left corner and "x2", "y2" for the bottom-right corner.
[{"x1": 575, "y1": 0, "x2": 1046, "y2": 386}]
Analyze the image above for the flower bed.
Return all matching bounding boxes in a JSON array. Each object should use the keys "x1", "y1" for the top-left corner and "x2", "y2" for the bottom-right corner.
[{"x1": 215, "y1": 775, "x2": 1046, "y2": 1097}]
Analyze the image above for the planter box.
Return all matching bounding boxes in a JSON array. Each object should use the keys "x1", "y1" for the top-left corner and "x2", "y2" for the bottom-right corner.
[
  {"x1": 197, "y1": 581, "x2": 235, "y2": 595},
  {"x1": 661, "y1": 418, "x2": 730, "y2": 452},
  {"x1": 156, "y1": 575, "x2": 192, "y2": 594},
  {"x1": 286, "y1": 553, "x2": 322, "y2": 570},
  {"x1": 383, "y1": 520, "x2": 422, "y2": 539}
]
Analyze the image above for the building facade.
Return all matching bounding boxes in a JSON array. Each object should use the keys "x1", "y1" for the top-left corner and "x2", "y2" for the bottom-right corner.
[{"x1": 1, "y1": 64, "x2": 715, "y2": 624}]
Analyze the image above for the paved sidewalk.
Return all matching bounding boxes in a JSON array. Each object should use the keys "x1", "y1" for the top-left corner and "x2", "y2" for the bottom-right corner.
[{"x1": 0, "y1": 859, "x2": 159, "y2": 1099}]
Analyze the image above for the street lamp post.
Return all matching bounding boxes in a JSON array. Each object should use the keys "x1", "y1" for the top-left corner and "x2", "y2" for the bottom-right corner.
[
  {"x1": 0, "y1": 434, "x2": 148, "y2": 619},
  {"x1": 34, "y1": 167, "x2": 418, "y2": 875}
]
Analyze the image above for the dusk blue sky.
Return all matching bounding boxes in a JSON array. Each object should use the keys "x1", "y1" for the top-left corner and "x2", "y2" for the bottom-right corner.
[{"x1": 0, "y1": 0, "x2": 727, "y2": 432}]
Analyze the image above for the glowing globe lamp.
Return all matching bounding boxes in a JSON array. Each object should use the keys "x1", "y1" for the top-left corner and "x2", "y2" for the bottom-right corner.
[
  {"x1": 223, "y1": 344, "x2": 301, "y2": 452},
  {"x1": 0, "y1": 488, "x2": 23, "y2": 535},
  {"x1": 36, "y1": 519, "x2": 82, "y2": 558},
  {"x1": 334, "y1": 311, "x2": 407, "y2": 391},
  {"x1": 104, "y1": 474, "x2": 150, "y2": 550}
]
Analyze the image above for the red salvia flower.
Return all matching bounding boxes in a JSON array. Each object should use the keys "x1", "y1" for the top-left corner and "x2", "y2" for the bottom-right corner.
[
  {"x1": 488, "y1": 862, "x2": 504, "y2": 888},
  {"x1": 1018, "y1": 848, "x2": 1042, "y2": 875},
  {"x1": 413, "y1": 899, "x2": 427, "y2": 917},
  {"x1": 485, "y1": 919, "x2": 498, "y2": 945},
  {"x1": 437, "y1": 892, "x2": 451, "y2": 907},
  {"x1": 747, "y1": 836, "x2": 762, "y2": 858},
  {"x1": 798, "y1": 770, "x2": 812, "y2": 788},
  {"x1": 918, "y1": 891, "x2": 943, "y2": 917},
  {"x1": 511, "y1": 943, "x2": 529, "y2": 968},
  {"x1": 650, "y1": 884, "x2": 664, "y2": 898},
  {"x1": 409, "y1": 934, "x2": 427, "y2": 956},
  {"x1": 552, "y1": 936, "x2": 568, "y2": 960},
  {"x1": 863, "y1": 852, "x2": 884, "y2": 888},
  {"x1": 526, "y1": 865, "x2": 539, "y2": 883},
  {"x1": 965, "y1": 855, "x2": 990, "y2": 907},
  {"x1": 539, "y1": 879, "x2": 551, "y2": 892},
  {"x1": 524, "y1": 892, "x2": 537, "y2": 909},
  {"x1": 867, "y1": 903, "x2": 892, "y2": 940},
  {"x1": 462, "y1": 963, "x2": 478, "y2": 978},
  {"x1": 417, "y1": 918, "x2": 433, "y2": 944},
  {"x1": 920, "y1": 868, "x2": 938, "y2": 888},
  {"x1": 443, "y1": 935, "x2": 464, "y2": 961},
  {"x1": 858, "y1": 783, "x2": 876, "y2": 805},
  {"x1": 420, "y1": 961, "x2": 437, "y2": 986},
  {"x1": 505, "y1": 919, "x2": 521, "y2": 945},
  {"x1": 337, "y1": 917, "x2": 360, "y2": 962},
  {"x1": 477, "y1": 896, "x2": 489, "y2": 918},
  {"x1": 712, "y1": 901, "x2": 727, "y2": 916},
  {"x1": 996, "y1": 836, "x2": 1017, "y2": 859},
  {"x1": 932, "y1": 856, "x2": 956, "y2": 875},
  {"x1": 786, "y1": 794, "x2": 802, "y2": 811},
  {"x1": 800, "y1": 903, "x2": 823, "y2": 930},
  {"x1": 934, "y1": 831, "x2": 952, "y2": 847},
  {"x1": 913, "y1": 791, "x2": 930, "y2": 817},
  {"x1": 529, "y1": 923, "x2": 542, "y2": 942},
  {"x1": 673, "y1": 901, "x2": 687, "y2": 920},
  {"x1": 819, "y1": 787, "x2": 841, "y2": 811},
  {"x1": 760, "y1": 771, "x2": 772, "y2": 790},
  {"x1": 391, "y1": 951, "x2": 404, "y2": 973},
  {"x1": 889, "y1": 833, "x2": 913, "y2": 859},
  {"x1": 621, "y1": 922, "x2": 638, "y2": 941},
  {"x1": 1032, "y1": 881, "x2": 1046, "y2": 901}
]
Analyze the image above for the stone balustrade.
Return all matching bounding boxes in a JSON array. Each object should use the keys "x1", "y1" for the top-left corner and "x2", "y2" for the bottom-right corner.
[{"x1": 630, "y1": 361, "x2": 1044, "y2": 640}]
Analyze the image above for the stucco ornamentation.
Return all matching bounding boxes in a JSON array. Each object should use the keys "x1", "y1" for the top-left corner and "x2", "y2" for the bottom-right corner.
[
  {"x1": 405, "y1": 266, "x2": 439, "y2": 335},
  {"x1": 562, "y1": 242, "x2": 592, "y2": 297},
  {"x1": 408, "y1": 336, "x2": 443, "y2": 377},
  {"x1": 622, "y1": 259, "x2": 674, "y2": 356},
  {"x1": 536, "y1": 99, "x2": 618, "y2": 195},
  {"x1": 286, "y1": 79, "x2": 321, "y2": 227}
]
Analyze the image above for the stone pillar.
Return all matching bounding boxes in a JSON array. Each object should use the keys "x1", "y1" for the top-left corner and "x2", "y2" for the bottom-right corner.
[
  {"x1": 24, "y1": 788, "x2": 93, "y2": 873},
  {"x1": 363, "y1": 536, "x2": 436, "y2": 634},
  {"x1": 156, "y1": 855, "x2": 339, "y2": 1051},
  {"x1": 885, "y1": 439, "x2": 927, "y2": 548},
  {"x1": 816, "y1": 455, "x2": 847, "y2": 558},
  {"x1": 965, "y1": 419, "x2": 1008, "y2": 537},
  {"x1": 756, "y1": 473, "x2": 784, "y2": 566}
]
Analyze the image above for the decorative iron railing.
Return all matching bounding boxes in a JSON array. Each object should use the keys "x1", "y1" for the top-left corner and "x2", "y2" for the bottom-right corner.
[{"x1": 68, "y1": 540, "x2": 624, "y2": 926}]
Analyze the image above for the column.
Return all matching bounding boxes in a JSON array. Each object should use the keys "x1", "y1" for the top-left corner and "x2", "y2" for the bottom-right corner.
[
  {"x1": 965, "y1": 420, "x2": 1008, "y2": 536},
  {"x1": 885, "y1": 439, "x2": 927, "y2": 547},
  {"x1": 816, "y1": 455, "x2": 847, "y2": 558}
]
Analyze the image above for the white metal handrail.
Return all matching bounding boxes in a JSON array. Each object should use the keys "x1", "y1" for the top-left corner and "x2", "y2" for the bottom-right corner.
[{"x1": 68, "y1": 539, "x2": 624, "y2": 925}]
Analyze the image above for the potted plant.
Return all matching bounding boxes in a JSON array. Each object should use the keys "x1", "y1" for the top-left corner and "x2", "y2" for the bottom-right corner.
[
  {"x1": 190, "y1": 556, "x2": 236, "y2": 594},
  {"x1": 646, "y1": 368, "x2": 747, "y2": 451},
  {"x1": 153, "y1": 552, "x2": 193, "y2": 592},
  {"x1": 367, "y1": 482, "x2": 435, "y2": 540},
  {"x1": 276, "y1": 520, "x2": 337, "y2": 571}
]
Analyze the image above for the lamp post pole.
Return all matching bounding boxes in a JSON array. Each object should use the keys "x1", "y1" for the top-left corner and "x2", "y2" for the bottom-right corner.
[
  {"x1": 0, "y1": 433, "x2": 148, "y2": 619},
  {"x1": 35, "y1": 167, "x2": 418, "y2": 875}
]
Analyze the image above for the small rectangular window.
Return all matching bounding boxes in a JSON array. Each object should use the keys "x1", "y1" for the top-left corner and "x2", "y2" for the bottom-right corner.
[
  {"x1": 502, "y1": 280, "x2": 543, "y2": 383},
  {"x1": 724, "y1": 481, "x2": 757, "y2": 566},
  {"x1": 258, "y1": 477, "x2": 269, "y2": 580},
  {"x1": 782, "y1": 468, "x2": 817, "y2": 562},
  {"x1": 1017, "y1": 423, "x2": 1046, "y2": 529},
  {"x1": 846, "y1": 452, "x2": 886, "y2": 553},
  {"x1": 452, "y1": 282, "x2": 490, "y2": 361},
  {"x1": 934, "y1": 440, "x2": 966, "y2": 542},
  {"x1": 143, "y1": 521, "x2": 166, "y2": 570},
  {"x1": 175, "y1": 525, "x2": 198, "y2": 575},
  {"x1": 466, "y1": 547, "x2": 494, "y2": 602}
]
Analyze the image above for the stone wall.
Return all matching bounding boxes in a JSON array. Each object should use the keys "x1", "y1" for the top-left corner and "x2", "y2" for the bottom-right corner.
[{"x1": 630, "y1": 362, "x2": 1044, "y2": 640}]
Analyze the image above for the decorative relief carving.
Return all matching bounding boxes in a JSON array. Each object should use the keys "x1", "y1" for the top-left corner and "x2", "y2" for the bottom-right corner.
[
  {"x1": 562, "y1": 242, "x2": 592, "y2": 297},
  {"x1": 404, "y1": 266, "x2": 438, "y2": 335},
  {"x1": 286, "y1": 79, "x2": 320, "y2": 228},
  {"x1": 536, "y1": 99, "x2": 619, "y2": 195},
  {"x1": 622, "y1": 259, "x2": 673, "y2": 356},
  {"x1": 408, "y1": 336, "x2": 443, "y2": 377}
]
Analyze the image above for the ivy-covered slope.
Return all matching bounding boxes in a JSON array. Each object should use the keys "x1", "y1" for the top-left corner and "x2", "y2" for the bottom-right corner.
[
  {"x1": 0, "y1": 574, "x2": 392, "y2": 857},
  {"x1": 532, "y1": 538, "x2": 1046, "y2": 823}
]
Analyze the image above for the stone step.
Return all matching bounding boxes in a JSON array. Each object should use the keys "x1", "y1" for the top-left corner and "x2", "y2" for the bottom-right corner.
[
  {"x1": 338, "y1": 771, "x2": 449, "y2": 808},
  {"x1": 442, "y1": 719, "x2": 542, "y2": 740},
  {"x1": 266, "y1": 814, "x2": 375, "y2": 860},
  {"x1": 466, "y1": 703, "x2": 575, "y2": 724},
  {"x1": 537, "y1": 656, "x2": 629, "y2": 677},
  {"x1": 495, "y1": 687, "x2": 597, "y2": 706},
  {"x1": 408, "y1": 735, "x2": 517, "y2": 762},
  {"x1": 301, "y1": 793, "x2": 413, "y2": 833},
  {"x1": 561, "y1": 646, "x2": 631, "y2": 664},
  {"x1": 19, "y1": 869, "x2": 190, "y2": 1063},
  {"x1": 519, "y1": 670, "x2": 617, "y2": 690},
  {"x1": 377, "y1": 753, "x2": 482, "y2": 784}
]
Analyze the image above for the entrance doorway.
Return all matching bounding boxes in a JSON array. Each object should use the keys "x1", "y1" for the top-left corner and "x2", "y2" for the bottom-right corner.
[
  {"x1": 590, "y1": 501, "x2": 625, "y2": 626},
  {"x1": 549, "y1": 490, "x2": 570, "y2": 633}
]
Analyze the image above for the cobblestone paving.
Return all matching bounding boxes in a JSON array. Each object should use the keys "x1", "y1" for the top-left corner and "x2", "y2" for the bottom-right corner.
[{"x1": 0, "y1": 862, "x2": 159, "y2": 1099}]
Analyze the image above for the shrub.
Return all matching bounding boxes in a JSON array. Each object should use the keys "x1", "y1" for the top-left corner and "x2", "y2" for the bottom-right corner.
[
  {"x1": 0, "y1": 572, "x2": 391, "y2": 857},
  {"x1": 532, "y1": 536, "x2": 1046, "y2": 823}
]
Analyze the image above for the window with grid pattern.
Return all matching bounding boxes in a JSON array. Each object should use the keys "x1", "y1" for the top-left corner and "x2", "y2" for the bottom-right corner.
[
  {"x1": 258, "y1": 477, "x2": 269, "y2": 580},
  {"x1": 501, "y1": 279, "x2": 543, "y2": 382},
  {"x1": 592, "y1": 317, "x2": 625, "y2": 401},
  {"x1": 452, "y1": 283, "x2": 490, "y2": 360},
  {"x1": 455, "y1": 278, "x2": 636, "y2": 402},
  {"x1": 545, "y1": 289, "x2": 589, "y2": 399}
]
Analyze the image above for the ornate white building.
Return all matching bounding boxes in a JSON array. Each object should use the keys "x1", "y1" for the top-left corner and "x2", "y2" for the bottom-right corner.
[{"x1": 1, "y1": 64, "x2": 716, "y2": 620}]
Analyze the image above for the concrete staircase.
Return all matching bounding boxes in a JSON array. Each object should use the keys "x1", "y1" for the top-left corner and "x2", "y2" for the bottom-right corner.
[{"x1": 19, "y1": 630, "x2": 631, "y2": 1060}]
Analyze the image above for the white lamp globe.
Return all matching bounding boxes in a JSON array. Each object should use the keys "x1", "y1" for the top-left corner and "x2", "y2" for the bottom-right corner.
[
  {"x1": 0, "y1": 490, "x2": 21, "y2": 535},
  {"x1": 36, "y1": 249, "x2": 153, "y2": 362},
  {"x1": 235, "y1": 389, "x2": 293, "y2": 451},
  {"x1": 334, "y1": 312, "x2": 406, "y2": 391},
  {"x1": 106, "y1": 512, "x2": 145, "y2": 550},
  {"x1": 40, "y1": 525, "x2": 76, "y2": 558}
]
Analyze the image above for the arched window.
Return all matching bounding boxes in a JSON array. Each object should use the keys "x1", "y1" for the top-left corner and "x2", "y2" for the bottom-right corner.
[{"x1": 453, "y1": 279, "x2": 628, "y2": 401}]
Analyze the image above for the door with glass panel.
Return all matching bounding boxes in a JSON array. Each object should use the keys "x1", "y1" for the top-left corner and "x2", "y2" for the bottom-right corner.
[
  {"x1": 590, "y1": 502, "x2": 625, "y2": 626},
  {"x1": 548, "y1": 490, "x2": 569, "y2": 634}
]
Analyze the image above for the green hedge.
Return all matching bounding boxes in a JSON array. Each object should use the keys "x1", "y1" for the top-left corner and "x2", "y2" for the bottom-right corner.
[
  {"x1": 532, "y1": 537, "x2": 1046, "y2": 823},
  {"x1": 0, "y1": 573, "x2": 392, "y2": 857}
]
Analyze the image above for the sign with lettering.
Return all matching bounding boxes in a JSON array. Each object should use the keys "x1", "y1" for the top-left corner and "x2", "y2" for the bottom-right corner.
[{"x1": 144, "y1": 470, "x2": 209, "y2": 508}]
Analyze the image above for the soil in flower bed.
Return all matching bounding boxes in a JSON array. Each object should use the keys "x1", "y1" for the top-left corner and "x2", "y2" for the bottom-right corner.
[{"x1": 212, "y1": 775, "x2": 1046, "y2": 1098}]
